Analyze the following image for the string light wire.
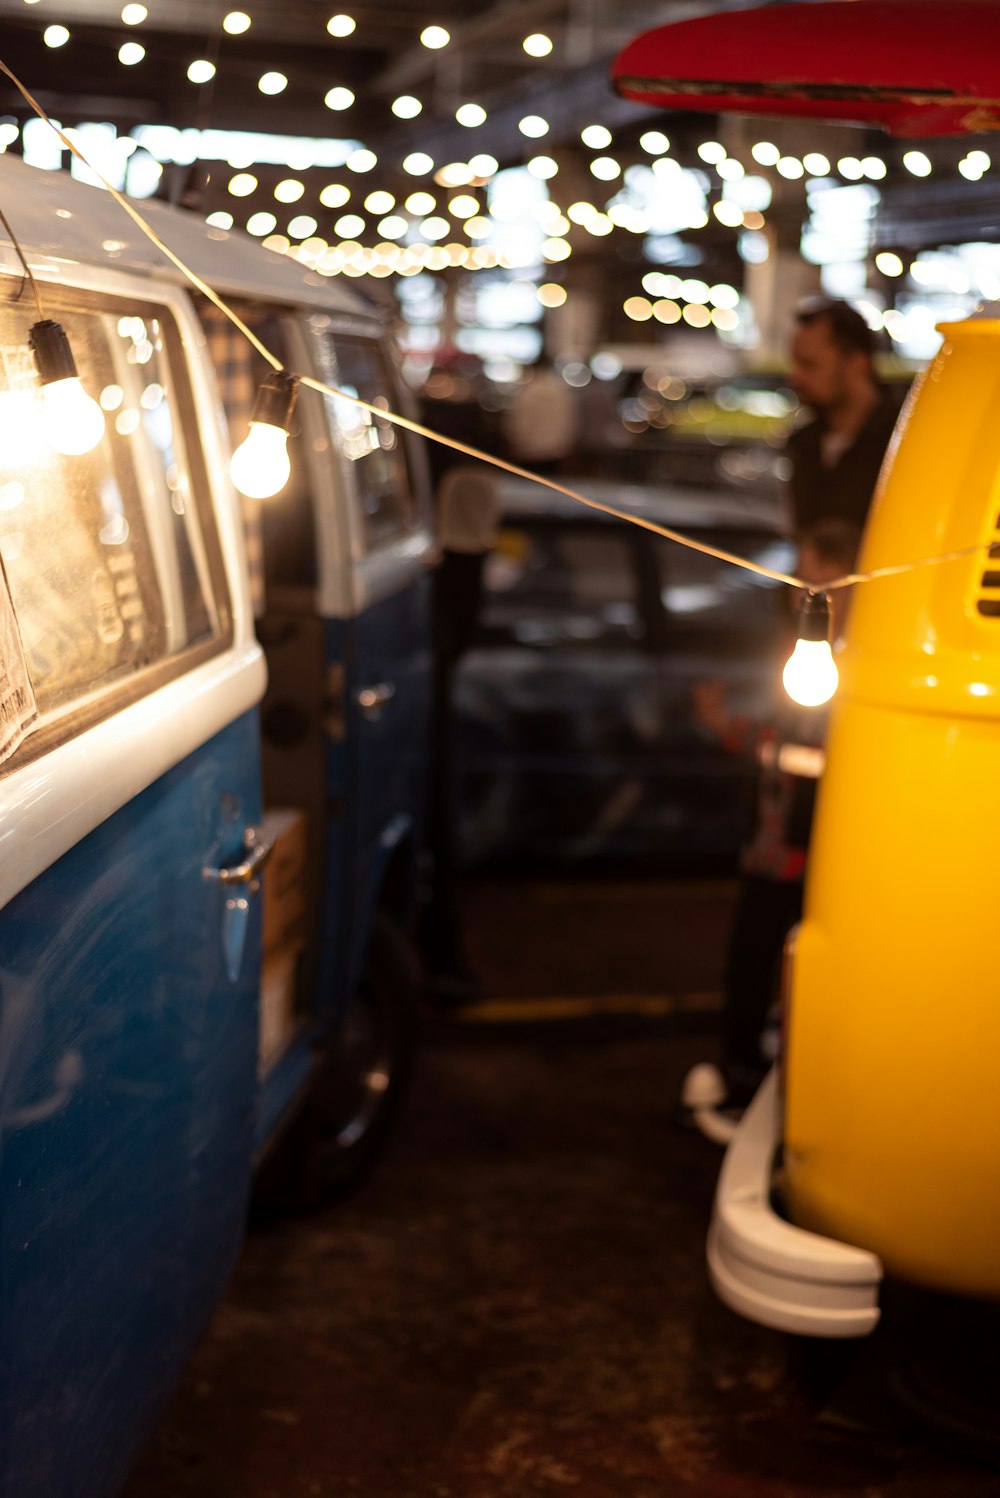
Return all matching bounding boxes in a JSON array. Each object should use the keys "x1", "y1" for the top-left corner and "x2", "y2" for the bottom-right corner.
[
  {"x1": 0, "y1": 54, "x2": 992, "y2": 595},
  {"x1": 0, "y1": 201, "x2": 45, "y2": 318}
]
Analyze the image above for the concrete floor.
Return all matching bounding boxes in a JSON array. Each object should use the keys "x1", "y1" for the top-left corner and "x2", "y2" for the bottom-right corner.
[{"x1": 125, "y1": 879, "x2": 1000, "y2": 1498}]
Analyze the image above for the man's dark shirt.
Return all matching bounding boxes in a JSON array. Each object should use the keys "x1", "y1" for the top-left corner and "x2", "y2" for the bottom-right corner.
[{"x1": 787, "y1": 389, "x2": 901, "y2": 532}]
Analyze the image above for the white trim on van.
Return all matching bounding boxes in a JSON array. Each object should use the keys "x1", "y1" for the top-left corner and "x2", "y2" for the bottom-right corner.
[
  {"x1": 0, "y1": 640, "x2": 266, "y2": 912},
  {"x1": 707, "y1": 1067, "x2": 883, "y2": 1338},
  {"x1": 0, "y1": 155, "x2": 369, "y2": 318}
]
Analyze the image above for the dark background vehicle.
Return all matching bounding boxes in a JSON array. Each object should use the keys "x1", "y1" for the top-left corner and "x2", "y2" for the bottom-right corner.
[{"x1": 453, "y1": 479, "x2": 795, "y2": 867}]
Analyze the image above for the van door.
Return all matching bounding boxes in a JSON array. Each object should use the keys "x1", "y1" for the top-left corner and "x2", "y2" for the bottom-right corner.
[
  {"x1": 0, "y1": 286, "x2": 264, "y2": 1496},
  {"x1": 314, "y1": 326, "x2": 434, "y2": 987}
]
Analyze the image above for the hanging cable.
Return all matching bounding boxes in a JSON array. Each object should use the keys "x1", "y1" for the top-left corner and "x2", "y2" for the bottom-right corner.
[
  {"x1": 0, "y1": 52, "x2": 993, "y2": 596},
  {"x1": 1, "y1": 192, "x2": 105, "y2": 453},
  {"x1": 0, "y1": 59, "x2": 282, "y2": 373},
  {"x1": 0, "y1": 201, "x2": 44, "y2": 319}
]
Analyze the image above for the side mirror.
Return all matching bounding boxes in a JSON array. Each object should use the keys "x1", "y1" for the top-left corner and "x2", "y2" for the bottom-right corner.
[{"x1": 435, "y1": 465, "x2": 502, "y2": 555}]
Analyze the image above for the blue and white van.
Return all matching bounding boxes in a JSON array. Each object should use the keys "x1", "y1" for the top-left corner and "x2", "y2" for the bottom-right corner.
[{"x1": 0, "y1": 153, "x2": 437, "y2": 1496}]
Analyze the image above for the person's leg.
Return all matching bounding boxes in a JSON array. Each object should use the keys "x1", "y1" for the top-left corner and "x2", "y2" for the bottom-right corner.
[{"x1": 722, "y1": 875, "x2": 803, "y2": 1098}]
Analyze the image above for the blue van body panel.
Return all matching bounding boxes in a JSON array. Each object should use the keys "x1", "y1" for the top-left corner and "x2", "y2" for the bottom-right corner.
[
  {"x1": 325, "y1": 577, "x2": 430, "y2": 1007},
  {"x1": 0, "y1": 710, "x2": 262, "y2": 1498},
  {"x1": 312, "y1": 615, "x2": 353, "y2": 1025}
]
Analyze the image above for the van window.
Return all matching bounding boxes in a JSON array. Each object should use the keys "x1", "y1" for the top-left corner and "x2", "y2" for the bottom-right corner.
[
  {"x1": 0, "y1": 290, "x2": 228, "y2": 753},
  {"x1": 327, "y1": 335, "x2": 418, "y2": 552},
  {"x1": 200, "y1": 303, "x2": 317, "y2": 606},
  {"x1": 478, "y1": 523, "x2": 644, "y2": 650}
]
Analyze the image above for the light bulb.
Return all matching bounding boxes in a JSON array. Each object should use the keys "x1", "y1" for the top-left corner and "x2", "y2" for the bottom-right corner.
[
  {"x1": 782, "y1": 639, "x2": 839, "y2": 706},
  {"x1": 230, "y1": 423, "x2": 291, "y2": 499},
  {"x1": 42, "y1": 377, "x2": 106, "y2": 455},
  {"x1": 229, "y1": 371, "x2": 298, "y2": 499},
  {"x1": 29, "y1": 319, "x2": 105, "y2": 456},
  {"x1": 782, "y1": 591, "x2": 839, "y2": 707}
]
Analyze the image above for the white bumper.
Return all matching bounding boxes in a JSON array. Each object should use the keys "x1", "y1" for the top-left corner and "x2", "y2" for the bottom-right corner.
[{"x1": 708, "y1": 1067, "x2": 883, "y2": 1338}]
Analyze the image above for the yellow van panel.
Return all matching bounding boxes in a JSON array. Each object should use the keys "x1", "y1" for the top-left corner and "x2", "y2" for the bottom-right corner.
[{"x1": 784, "y1": 313, "x2": 1000, "y2": 1297}]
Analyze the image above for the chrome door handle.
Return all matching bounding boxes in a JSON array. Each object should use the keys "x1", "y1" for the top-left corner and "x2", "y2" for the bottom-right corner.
[
  {"x1": 355, "y1": 681, "x2": 396, "y2": 720},
  {"x1": 203, "y1": 826, "x2": 275, "y2": 885}
]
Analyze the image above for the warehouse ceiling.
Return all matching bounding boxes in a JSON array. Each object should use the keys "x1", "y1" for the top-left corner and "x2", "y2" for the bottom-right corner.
[
  {"x1": 3, "y1": 0, "x2": 995, "y2": 354},
  {"x1": 0, "y1": 0, "x2": 737, "y2": 173}
]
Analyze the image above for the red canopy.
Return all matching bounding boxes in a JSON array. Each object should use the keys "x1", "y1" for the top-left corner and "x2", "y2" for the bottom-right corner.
[{"x1": 612, "y1": 1, "x2": 1000, "y2": 136}]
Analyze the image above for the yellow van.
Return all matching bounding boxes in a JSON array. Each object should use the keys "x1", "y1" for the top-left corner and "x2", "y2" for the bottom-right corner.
[{"x1": 709, "y1": 306, "x2": 1000, "y2": 1336}]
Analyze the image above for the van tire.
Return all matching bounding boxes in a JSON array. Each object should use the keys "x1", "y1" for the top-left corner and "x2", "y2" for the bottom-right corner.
[{"x1": 254, "y1": 913, "x2": 419, "y2": 1212}]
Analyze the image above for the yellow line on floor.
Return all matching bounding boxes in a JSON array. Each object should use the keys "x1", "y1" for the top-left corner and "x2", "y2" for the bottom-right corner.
[
  {"x1": 530, "y1": 881, "x2": 739, "y2": 905},
  {"x1": 454, "y1": 991, "x2": 722, "y2": 1023}
]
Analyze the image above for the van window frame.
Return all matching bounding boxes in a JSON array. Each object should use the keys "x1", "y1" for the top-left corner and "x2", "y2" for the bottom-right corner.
[
  {"x1": 304, "y1": 312, "x2": 436, "y2": 612},
  {"x1": 0, "y1": 279, "x2": 233, "y2": 776}
]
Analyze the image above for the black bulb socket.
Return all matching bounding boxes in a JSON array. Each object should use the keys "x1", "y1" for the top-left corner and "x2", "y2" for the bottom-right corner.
[
  {"x1": 797, "y1": 589, "x2": 832, "y2": 643},
  {"x1": 250, "y1": 371, "x2": 298, "y2": 431},
  {"x1": 29, "y1": 319, "x2": 80, "y2": 386}
]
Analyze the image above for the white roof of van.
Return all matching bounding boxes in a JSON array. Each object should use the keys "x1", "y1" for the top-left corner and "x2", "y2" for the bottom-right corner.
[{"x1": 0, "y1": 154, "x2": 373, "y2": 317}]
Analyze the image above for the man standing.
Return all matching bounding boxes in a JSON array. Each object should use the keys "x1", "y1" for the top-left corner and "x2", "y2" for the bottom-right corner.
[{"x1": 786, "y1": 298, "x2": 900, "y2": 532}]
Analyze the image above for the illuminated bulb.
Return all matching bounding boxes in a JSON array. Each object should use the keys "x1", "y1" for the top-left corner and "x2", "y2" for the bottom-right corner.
[
  {"x1": 903, "y1": 150, "x2": 932, "y2": 177},
  {"x1": 230, "y1": 373, "x2": 298, "y2": 500},
  {"x1": 783, "y1": 592, "x2": 839, "y2": 706},
  {"x1": 420, "y1": 25, "x2": 450, "y2": 48},
  {"x1": 527, "y1": 156, "x2": 557, "y2": 179},
  {"x1": 327, "y1": 14, "x2": 356, "y2": 36},
  {"x1": 392, "y1": 95, "x2": 422, "y2": 119},
  {"x1": 188, "y1": 59, "x2": 216, "y2": 83},
  {"x1": 404, "y1": 152, "x2": 434, "y2": 176},
  {"x1": 320, "y1": 183, "x2": 350, "y2": 208},
  {"x1": 436, "y1": 162, "x2": 474, "y2": 187},
  {"x1": 875, "y1": 251, "x2": 903, "y2": 277},
  {"x1": 42, "y1": 379, "x2": 105, "y2": 455},
  {"x1": 448, "y1": 193, "x2": 479, "y2": 218},
  {"x1": 275, "y1": 178, "x2": 305, "y2": 203},
  {"x1": 751, "y1": 141, "x2": 779, "y2": 166},
  {"x1": 121, "y1": 4, "x2": 147, "y2": 21},
  {"x1": 44, "y1": 24, "x2": 70, "y2": 46},
  {"x1": 581, "y1": 124, "x2": 612, "y2": 149},
  {"x1": 523, "y1": 33, "x2": 552, "y2": 56},
  {"x1": 223, "y1": 11, "x2": 252, "y2": 33},
  {"x1": 697, "y1": 140, "x2": 726, "y2": 164},
  {"x1": 29, "y1": 320, "x2": 105, "y2": 456}
]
